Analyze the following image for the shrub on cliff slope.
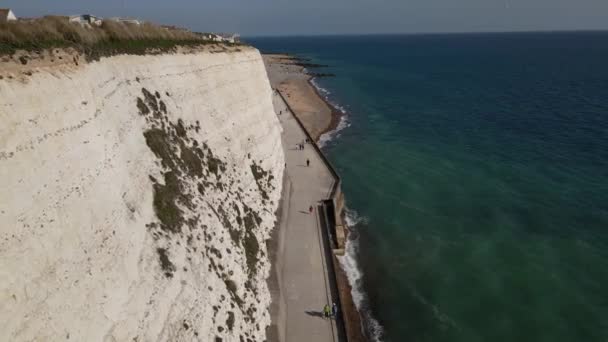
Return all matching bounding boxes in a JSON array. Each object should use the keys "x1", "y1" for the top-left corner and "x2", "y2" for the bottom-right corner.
[{"x1": 0, "y1": 16, "x2": 237, "y2": 58}]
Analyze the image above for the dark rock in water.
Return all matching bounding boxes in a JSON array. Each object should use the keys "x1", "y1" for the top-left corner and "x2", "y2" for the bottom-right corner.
[
  {"x1": 279, "y1": 61, "x2": 329, "y2": 68},
  {"x1": 307, "y1": 72, "x2": 336, "y2": 78},
  {"x1": 295, "y1": 62, "x2": 329, "y2": 68}
]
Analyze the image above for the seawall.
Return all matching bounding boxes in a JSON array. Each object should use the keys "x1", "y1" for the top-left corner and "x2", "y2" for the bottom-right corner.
[
  {"x1": 0, "y1": 46, "x2": 284, "y2": 341},
  {"x1": 275, "y1": 89, "x2": 367, "y2": 342}
]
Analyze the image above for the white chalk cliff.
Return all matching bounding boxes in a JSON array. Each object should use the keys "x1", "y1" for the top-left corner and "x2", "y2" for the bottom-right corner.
[{"x1": 0, "y1": 47, "x2": 284, "y2": 341}]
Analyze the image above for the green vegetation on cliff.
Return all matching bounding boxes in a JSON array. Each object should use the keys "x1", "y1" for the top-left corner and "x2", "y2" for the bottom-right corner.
[{"x1": 0, "y1": 16, "x2": 239, "y2": 60}]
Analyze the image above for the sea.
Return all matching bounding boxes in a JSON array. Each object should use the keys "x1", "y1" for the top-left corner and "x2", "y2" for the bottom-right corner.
[{"x1": 247, "y1": 33, "x2": 608, "y2": 342}]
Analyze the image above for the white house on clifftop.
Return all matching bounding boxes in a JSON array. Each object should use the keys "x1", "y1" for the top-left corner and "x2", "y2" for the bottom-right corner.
[
  {"x1": 69, "y1": 14, "x2": 102, "y2": 26},
  {"x1": 210, "y1": 33, "x2": 240, "y2": 43},
  {"x1": 0, "y1": 8, "x2": 17, "y2": 22}
]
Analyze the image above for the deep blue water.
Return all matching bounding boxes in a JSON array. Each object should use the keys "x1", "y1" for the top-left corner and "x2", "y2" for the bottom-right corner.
[{"x1": 248, "y1": 33, "x2": 608, "y2": 342}]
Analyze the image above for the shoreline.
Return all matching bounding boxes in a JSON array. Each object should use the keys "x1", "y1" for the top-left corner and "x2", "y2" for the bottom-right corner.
[
  {"x1": 263, "y1": 53, "x2": 368, "y2": 342},
  {"x1": 263, "y1": 53, "x2": 344, "y2": 143},
  {"x1": 307, "y1": 78, "x2": 344, "y2": 143}
]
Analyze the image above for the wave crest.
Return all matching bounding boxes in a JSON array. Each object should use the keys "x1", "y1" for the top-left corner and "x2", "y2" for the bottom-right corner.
[
  {"x1": 310, "y1": 78, "x2": 351, "y2": 148},
  {"x1": 338, "y1": 208, "x2": 384, "y2": 342}
]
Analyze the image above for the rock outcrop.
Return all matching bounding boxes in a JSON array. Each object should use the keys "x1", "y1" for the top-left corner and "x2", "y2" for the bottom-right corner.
[{"x1": 0, "y1": 47, "x2": 284, "y2": 341}]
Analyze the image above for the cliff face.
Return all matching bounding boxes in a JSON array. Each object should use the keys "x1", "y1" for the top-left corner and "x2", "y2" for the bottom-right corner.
[{"x1": 0, "y1": 47, "x2": 284, "y2": 341}]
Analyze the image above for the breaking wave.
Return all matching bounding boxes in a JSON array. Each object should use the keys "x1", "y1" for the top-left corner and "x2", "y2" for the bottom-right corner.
[
  {"x1": 338, "y1": 208, "x2": 385, "y2": 342},
  {"x1": 310, "y1": 78, "x2": 351, "y2": 148},
  {"x1": 309, "y1": 76, "x2": 383, "y2": 340}
]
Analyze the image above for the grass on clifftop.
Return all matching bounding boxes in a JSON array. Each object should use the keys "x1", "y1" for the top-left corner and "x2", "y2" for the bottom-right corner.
[{"x1": 0, "y1": 16, "x2": 240, "y2": 59}]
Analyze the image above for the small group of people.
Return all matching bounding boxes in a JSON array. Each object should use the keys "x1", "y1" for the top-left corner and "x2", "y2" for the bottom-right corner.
[
  {"x1": 323, "y1": 302, "x2": 339, "y2": 319},
  {"x1": 297, "y1": 138, "x2": 312, "y2": 150}
]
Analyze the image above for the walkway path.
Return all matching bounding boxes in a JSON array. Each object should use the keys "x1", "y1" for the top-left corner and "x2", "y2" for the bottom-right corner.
[{"x1": 273, "y1": 92, "x2": 339, "y2": 342}]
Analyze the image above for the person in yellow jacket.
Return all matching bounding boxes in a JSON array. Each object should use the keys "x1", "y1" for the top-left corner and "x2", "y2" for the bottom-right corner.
[{"x1": 323, "y1": 304, "x2": 331, "y2": 319}]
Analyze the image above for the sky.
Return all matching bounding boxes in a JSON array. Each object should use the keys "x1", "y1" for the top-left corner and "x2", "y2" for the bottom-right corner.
[{"x1": 4, "y1": 0, "x2": 608, "y2": 36}]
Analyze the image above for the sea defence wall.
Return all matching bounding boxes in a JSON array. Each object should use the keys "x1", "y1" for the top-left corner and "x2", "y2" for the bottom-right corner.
[
  {"x1": 276, "y1": 91, "x2": 366, "y2": 342},
  {"x1": 0, "y1": 47, "x2": 284, "y2": 341}
]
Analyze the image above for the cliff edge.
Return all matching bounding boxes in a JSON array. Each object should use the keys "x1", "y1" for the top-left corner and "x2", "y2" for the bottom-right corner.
[{"x1": 0, "y1": 46, "x2": 284, "y2": 341}]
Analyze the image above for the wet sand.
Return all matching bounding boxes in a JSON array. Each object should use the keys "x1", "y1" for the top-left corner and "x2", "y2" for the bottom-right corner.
[{"x1": 263, "y1": 54, "x2": 342, "y2": 141}]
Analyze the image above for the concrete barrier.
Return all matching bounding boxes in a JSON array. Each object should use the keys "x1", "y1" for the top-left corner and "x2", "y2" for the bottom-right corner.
[{"x1": 276, "y1": 90, "x2": 366, "y2": 342}]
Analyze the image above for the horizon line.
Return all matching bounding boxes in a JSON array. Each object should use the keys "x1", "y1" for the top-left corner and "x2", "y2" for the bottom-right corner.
[{"x1": 244, "y1": 28, "x2": 608, "y2": 39}]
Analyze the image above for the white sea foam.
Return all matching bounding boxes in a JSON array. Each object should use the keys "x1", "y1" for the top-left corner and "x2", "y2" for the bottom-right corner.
[
  {"x1": 344, "y1": 207, "x2": 368, "y2": 226},
  {"x1": 310, "y1": 77, "x2": 384, "y2": 340},
  {"x1": 338, "y1": 208, "x2": 384, "y2": 342},
  {"x1": 311, "y1": 78, "x2": 331, "y2": 96},
  {"x1": 310, "y1": 78, "x2": 351, "y2": 148},
  {"x1": 318, "y1": 115, "x2": 350, "y2": 148},
  {"x1": 340, "y1": 229, "x2": 364, "y2": 308}
]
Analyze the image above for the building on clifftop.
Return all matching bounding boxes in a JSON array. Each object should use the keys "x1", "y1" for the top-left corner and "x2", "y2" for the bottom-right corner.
[
  {"x1": 220, "y1": 33, "x2": 240, "y2": 43},
  {"x1": 211, "y1": 33, "x2": 241, "y2": 43},
  {"x1": 69, "y1": 14, "x2": 102, "y2": 26},
  {"x1": 0, "y1": 8, "x2": 17, "y2": 22}
]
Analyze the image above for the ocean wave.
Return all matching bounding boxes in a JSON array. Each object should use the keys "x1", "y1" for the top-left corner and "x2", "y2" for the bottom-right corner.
[
  {"x1": 310, "y1": 78, "x2": 332, "y2": 96},
  {"x1": 338, "y1": 208, "x2": 384, "y2": 342},
  {"x1": 318, "y1": 115, "x2": 350, "y2": 148},
  {"x1": 310, "y1": 77, "x2": 382, "y2": 338},
  {"x1": 310, "y1": 78, "x2": 351, "y2": 148},
  {"x1": 344, "y1": 207, "x2": 369, "y2": 226}
]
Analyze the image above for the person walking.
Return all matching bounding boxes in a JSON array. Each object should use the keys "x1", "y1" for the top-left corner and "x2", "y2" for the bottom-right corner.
[
  {"x1": 332, "y1": 302, "x2": 338, "y2": 319},
  {"x1": 306, "y1": 159, "x2": 310, "y2": 167},
  {"x1": 323, "y1": 304, "x2": 331, "y2": 319},
  {"x1": 309, "y1": 205, "x2": 313, "y2": 214}
]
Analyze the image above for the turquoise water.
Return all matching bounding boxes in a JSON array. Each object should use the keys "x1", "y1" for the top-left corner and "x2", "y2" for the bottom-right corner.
[{"x1": 249, "y1": 33, "x2": 608, "y2": 342}]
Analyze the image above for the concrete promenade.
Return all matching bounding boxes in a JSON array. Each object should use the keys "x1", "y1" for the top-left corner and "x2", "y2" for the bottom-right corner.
[{"x1": 272, "y1": 91, "x2": 340, "y2": 342}]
